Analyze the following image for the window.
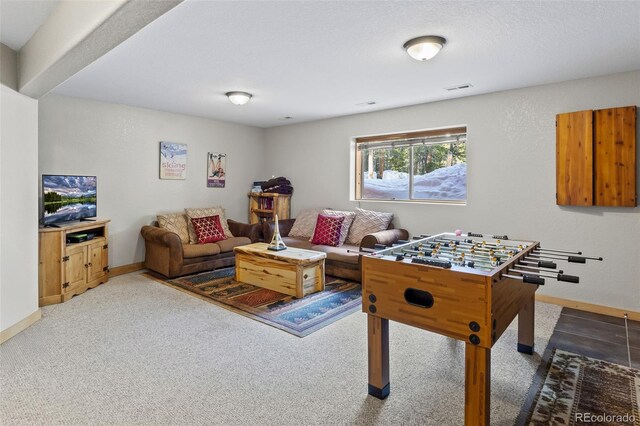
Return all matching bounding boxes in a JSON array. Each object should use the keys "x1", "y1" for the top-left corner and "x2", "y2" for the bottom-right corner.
[{"x1": 355, "y1": 127, "x2": 467, "y2": 203}]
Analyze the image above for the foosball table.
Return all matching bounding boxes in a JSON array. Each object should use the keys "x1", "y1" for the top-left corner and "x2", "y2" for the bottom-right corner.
[{"x1": 362, "y1": 231, "x2": 602, "y2": 425}]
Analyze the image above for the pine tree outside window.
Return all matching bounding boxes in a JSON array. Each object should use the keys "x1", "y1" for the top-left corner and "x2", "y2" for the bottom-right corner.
[{"x1": 354, "y1": 127, "x2": 467, "y2": 203}]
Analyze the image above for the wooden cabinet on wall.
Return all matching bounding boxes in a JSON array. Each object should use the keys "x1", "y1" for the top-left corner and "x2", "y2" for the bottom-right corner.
[
  {"x1": 39, "y1": 219, "x2": 110, "y2": 306},
  {"x1": 248, "y1": 193, "x2": 291, "y2": 224},
  {"x1": 556, "y1": 106, "x2": 637, "y2": 207}
]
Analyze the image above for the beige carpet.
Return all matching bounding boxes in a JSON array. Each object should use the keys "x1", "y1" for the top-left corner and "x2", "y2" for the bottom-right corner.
[{"x1": 1, "y1": 272, "x2": 560, "y2": 425}]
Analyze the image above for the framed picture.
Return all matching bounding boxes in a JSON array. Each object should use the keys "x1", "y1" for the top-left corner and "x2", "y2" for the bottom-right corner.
[
  {"x1": 160, "y1": 142, "x2": 187, "y2": 180},
  {"x1": 207, "y1": 152, "x2": 226, "y2": 188}
]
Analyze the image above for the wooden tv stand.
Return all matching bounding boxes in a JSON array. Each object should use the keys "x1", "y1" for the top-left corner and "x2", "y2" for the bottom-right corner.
[{"x1": 38, "y1": 219, "x2": 110, "y2": 306}]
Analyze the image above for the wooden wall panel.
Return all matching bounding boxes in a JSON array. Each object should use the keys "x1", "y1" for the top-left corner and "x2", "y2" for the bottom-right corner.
[
  {"x1": 556, "y1": 110, "x2": 593, "y2": 206},
  {"x1": 594, "y1": 106, "x2": 637, "y2": 206}
]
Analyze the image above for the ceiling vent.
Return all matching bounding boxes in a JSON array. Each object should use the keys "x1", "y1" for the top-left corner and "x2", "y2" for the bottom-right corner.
[{"x1": 444, "y1": 84, "x2": 473, "y2": 92}]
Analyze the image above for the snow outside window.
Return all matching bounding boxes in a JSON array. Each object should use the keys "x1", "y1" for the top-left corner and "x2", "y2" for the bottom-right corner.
[{"x1": 355, "y1": 129, "x2": 467, "y2": 203}]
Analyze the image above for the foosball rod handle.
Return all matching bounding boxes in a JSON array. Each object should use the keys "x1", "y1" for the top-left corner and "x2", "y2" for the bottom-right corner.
[
  {"x1": 558, "y1": 274, "x2": 580, "y2": 283},
  {"x1": 503, "y1": 273, "x2": 545, "y2": 285},
  {"x1": 521, "y1": 259, "x2": 557, "y2": 269},
  {"x1": 510, "y1": 268, "x2": 579, "y2": 284}
]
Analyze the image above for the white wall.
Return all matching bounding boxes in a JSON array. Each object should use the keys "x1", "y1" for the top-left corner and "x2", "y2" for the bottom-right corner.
[
  {"x1": 264, "y1": 71, "x2": 640, "y2": 311},
  {"x1": 0, "y1": 86, "x2": 39, "y2": 332},
  {"x1": 0, "y1": 43, "x2": 18, "y2": 91},
  {"x1": 39, "y1": 94, "x2": 265, "y2": 268}
]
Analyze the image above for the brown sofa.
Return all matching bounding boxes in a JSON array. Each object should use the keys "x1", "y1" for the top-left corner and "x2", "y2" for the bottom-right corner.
[
  {"x1": 262, "y1": 219, "x2": 408, "y2": 282},
  {"x1": 141, "y1": 219, "x2": 261, "y2": 278}
]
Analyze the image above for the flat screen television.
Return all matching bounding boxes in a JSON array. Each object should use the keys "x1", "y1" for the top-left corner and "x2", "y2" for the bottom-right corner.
[{"x1": 42, "y1": 175, "x2": 97, "y2": 226}]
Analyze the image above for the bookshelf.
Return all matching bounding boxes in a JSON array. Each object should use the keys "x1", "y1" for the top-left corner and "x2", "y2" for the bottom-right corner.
[{"x1": 248, "y1": 193, "x2": 291, "y2": 224}]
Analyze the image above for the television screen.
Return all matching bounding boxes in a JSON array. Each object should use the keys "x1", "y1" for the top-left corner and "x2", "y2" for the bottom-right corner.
[{"x1": 42, "y1": 175, "x2": 97, "y2": 225}]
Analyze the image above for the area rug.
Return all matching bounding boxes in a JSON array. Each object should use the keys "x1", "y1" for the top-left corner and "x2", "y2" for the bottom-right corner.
[
  {"x1": 149, "y1": 268, "x2": 362, "y2": 337},
  {"x1": 527, "y1": 349, "x2": 640, "y2": 425}
]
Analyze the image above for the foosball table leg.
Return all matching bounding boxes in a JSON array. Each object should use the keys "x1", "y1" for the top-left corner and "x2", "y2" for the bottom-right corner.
[
  {"x1": 465, "y1": 343, "x2": 490, "y2": 426},
  {"x1": 517, "y1": 294, "x2": 535, "y2": 355},
  {"x1": 367, "y1": 315, "x2": 390, "y2": 399}
]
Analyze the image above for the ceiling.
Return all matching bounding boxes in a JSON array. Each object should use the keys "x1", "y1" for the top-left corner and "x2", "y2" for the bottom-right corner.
[
  {"x1": 0, "y1": 0, "x2": 59, "y2": 50},
  {"x1": 3, "y1": 1, "x2": 640, "y2": 128}
]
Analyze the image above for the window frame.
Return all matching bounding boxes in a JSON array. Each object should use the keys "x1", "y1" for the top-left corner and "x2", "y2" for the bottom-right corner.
[{"x1": 354, "y1": 126, "x2": 467, "y2": 203}]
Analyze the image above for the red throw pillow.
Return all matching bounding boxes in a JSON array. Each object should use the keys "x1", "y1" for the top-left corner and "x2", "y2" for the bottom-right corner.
[
  {"x1": 191, "y1": 215, "x2": 226, "y2": 244},
  {"x1": 310, "y1": 214, "x2": 345, "y2": 246}
]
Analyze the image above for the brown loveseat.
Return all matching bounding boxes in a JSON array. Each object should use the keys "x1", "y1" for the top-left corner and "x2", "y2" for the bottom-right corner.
[
  {"x1": 262, "y1": 219, "x2": 408, "y2": 282},
  {"x1": 141, "y1": 219, "x2": 260, "y2": 278}
]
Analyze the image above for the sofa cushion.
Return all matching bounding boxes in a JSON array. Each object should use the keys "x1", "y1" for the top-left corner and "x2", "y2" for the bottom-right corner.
[
  {"x1": 346, "y1": 207, "x2": 394, "y2": 245},
  {"x1": 288, "y1": 208, "x2": 324, "y2": 238},
  {"x1": 311, "y1": 214, "x2": 344, "y2": 246},
  {"x1": 215, "y1": 236, "x2": 252, "y2": 253},
  {"x1": 183, "y1": 242, "x2": 221, "y2": 259},
  {"x1": 157, "y1": 213, "x2": 190, "y2": 243},
  {"x1": 320, "y1": 209, "x2": 356, "y2": 246},
  {"x1": 191, "y1": 215, "x2": 226, "y2": 244},
  {"x1": 186, "y1": 207, "x2": 234, "y2": 243},
  {"x1": 282, "y1": 236, "x2": 315, "y2": 250},
  {"x1": 310, "y1": 244, "x2": 360, "y2": 265}
]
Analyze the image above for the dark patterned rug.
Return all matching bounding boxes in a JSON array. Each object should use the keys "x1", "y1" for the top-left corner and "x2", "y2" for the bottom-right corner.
[
  {"x1": 149, "y1": 267, "x2": 362, "y2": 337},
  {"x1": 528, "y1": 349, "x2": 640, "y2": 425}
]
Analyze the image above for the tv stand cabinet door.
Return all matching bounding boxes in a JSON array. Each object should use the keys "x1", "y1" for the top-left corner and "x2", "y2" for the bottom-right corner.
[
  {"x1": 39, "y1": 231, "x2": 64, "y2": 306},
  {"x1": 87, "y1": 239, "x2": 108, "y2": 283},
  {"x1": 65, "y1": 244, "x2": 87, "y2": 291}
]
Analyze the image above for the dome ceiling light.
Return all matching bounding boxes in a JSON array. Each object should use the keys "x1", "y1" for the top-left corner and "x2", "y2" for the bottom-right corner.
[
  {"x1": 403, "y1": 36, "x2": 446, "y2": 61},
  {"x1": 226, "y1": 91, "x2": 252, "y2": 105}
]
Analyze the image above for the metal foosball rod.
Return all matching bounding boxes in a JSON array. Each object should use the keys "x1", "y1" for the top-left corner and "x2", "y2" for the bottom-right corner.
[
  {"x1": 426, "y1": 250, "x2": 493, "y2": 266},
  {"x1": 536, "y1": 247, "x2": 582, "y2": 255},
  {"x1": 515, "y1": 264, "x2": 563, "y2": 274},
  {"x1": 393, "y1": 248, "x2": 496, "y2": 271},
  {"x1": 509, "y1": 267, "x2": 580, "y2": 283},
  {"x1": 407, "y1": 244, "x2": 495, "y2": 260},
  {"x1": 408, "y1": 245, "x2": 503, "y2": 266},
  {"x1": 433, "y1": 250, "x2": 501, "y2": 268},
  {"x1": 438, "y1": 254, "x2": 500, "y2": 271},
  {"x1": 429, "y1": 239, "x2": 509, "y2": 254},
  {"x1": 426, "y1": 240, "x2": 517, "y2": 258},
  {"x1": 532, "y1": 250, "x2": 603, "y2": 262},
  {"x1": 527, "y1": 253, "x2": 603, "y2": 263},
  {"x1": 431, "y1": 237, "x2": 520, "y2": 251},
  {"x1": 519, "y1": 259, "x2": 558, "y2": 269}
]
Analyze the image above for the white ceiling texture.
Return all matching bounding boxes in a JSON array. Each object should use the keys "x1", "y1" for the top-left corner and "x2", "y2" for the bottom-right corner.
[
  {"x1": 0, "y1": 0, "x2": 60, "y2": 50},
  {"x1": 6, "y1": 1, "x2": 640, "y2": 128}
]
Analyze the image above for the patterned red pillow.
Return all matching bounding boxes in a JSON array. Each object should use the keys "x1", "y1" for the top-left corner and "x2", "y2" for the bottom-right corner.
[
  {"x1": 191, "y1": 215, "x2": 226, "y2": 244},
  {"x1": 310, "y1": 214, "x2": 345, "y2": 246}
]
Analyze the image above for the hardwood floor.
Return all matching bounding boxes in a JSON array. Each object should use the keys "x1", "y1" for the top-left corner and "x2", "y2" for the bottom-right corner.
[
  {"x1": 551, "y1": 307, "x2": 640, "y2": 369},
  {"x1": 516, "y1": 307, "x2": 640, "y2": 424}
]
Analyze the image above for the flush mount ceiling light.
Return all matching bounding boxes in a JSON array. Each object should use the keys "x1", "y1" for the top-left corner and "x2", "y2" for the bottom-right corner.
[
  {"x1": 225, "y1": 91, "x2": 252, "y2": 105},
  {"x1": 403, "y1": 35, "x2": 446, "y2": 61}
]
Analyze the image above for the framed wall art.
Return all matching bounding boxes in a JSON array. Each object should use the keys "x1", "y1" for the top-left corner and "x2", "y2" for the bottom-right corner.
[
  {"x1": 207, "y1": 152, "x2": 226, "y2": 188},
  {"x1": 160, "y1": 142, "x2": 187, "y2": 180}
]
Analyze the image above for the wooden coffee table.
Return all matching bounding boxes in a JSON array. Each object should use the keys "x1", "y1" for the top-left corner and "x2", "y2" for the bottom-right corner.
[{"x1": 234, "y1": 243, "x2": 327, "y2": 298}]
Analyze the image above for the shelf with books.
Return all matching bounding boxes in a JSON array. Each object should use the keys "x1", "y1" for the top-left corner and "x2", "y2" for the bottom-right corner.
[{"x1": 248, "y1": 193, "x2": 291, "y2": 224}]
